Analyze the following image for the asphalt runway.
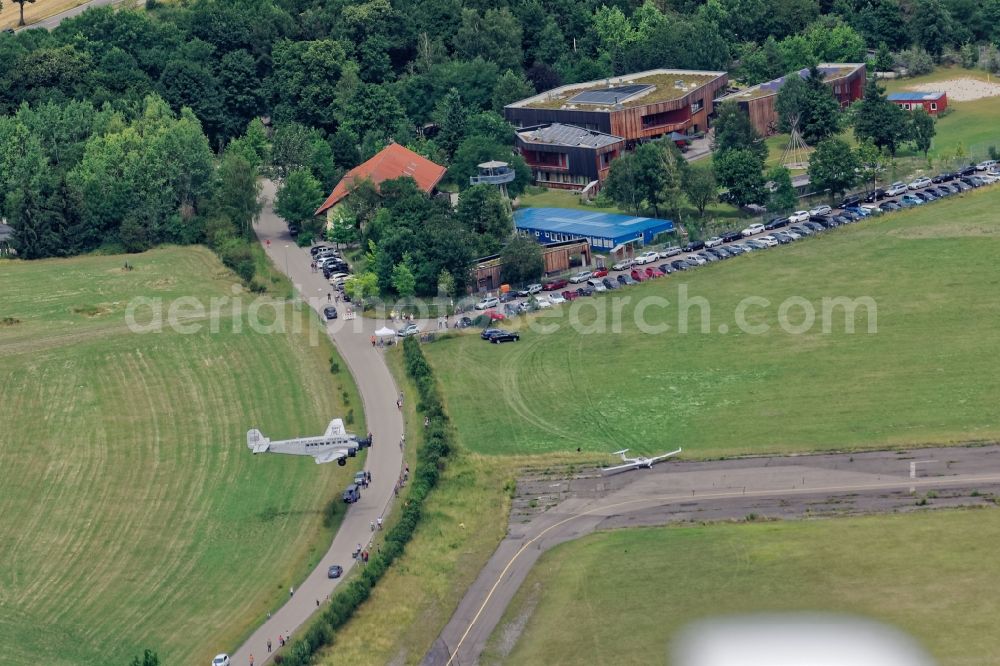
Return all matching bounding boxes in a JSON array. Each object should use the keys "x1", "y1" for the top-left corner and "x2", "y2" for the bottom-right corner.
[{"x1": 424, "y1": 444, "x2": 1000, "y2": 665}]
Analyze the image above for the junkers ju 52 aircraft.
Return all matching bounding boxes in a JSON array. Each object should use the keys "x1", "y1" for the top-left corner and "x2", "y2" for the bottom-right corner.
[
  {"x1": 601, "y1": 447, "x2": 682, "y2": 474},
  {"x1": 247, "y1": 418, "x2": 371, "y2": 465}
]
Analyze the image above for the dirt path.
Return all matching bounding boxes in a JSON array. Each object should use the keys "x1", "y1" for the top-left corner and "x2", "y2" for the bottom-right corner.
[
  {"x1": 425, "y1": 445, "x2": 1000, "y2": 665},
  {"x1": 230, "y1": 180, "x2": 405, "y2": 665}
]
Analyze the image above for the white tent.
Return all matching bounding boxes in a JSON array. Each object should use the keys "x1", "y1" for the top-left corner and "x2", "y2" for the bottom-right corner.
[{"x1": 375, "y1": 326, "x2": 395, "y2": 337}]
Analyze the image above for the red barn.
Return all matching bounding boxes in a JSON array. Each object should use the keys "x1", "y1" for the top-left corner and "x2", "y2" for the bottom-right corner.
[{"x1": 887, "y1": 92, "x2": 948, "y2": 115}]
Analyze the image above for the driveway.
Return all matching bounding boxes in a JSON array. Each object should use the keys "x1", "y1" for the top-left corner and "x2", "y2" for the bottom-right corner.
[{"x1": 229, "y1": 180, "x2": 404, "y2": 665}]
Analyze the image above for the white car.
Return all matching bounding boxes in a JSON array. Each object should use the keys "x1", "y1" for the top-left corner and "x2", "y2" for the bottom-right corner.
[
  {"x1": 686, "y1": 254, "x2": 707, "y2": 266},
  {"x1": 549, "y1": 292, "x2": 566, "y2": 304},
  {"x1": 569, "y1": 270, "x2": 593, "y2": 284},
  {"x1": 634, "y1": 251, "x2": 659, "y2": 265},
  {"x1": 212, "y1": 655, "x2": 231, "y2": 666},
  {"x1": 328, "y1": 272, "x2": 350, "y2": 283},
  {"x1": 908, "y1": 177, "x2": 932, "y2": 190},
  {"x1": 978, "y1": 173, "x2": 999, "y2": 184},
  {"x1": 704, "y1": 236, "x2": 723, "y2": 248},
  {"x1": 741, "y1": 223, "x2": 765, "y2": 237},
  {"x1": 885, "y1": 181, "x2": 908, "y2": 196},
  {"x1": 524, "y1": 283, "x2": 543, "y2": 295},
  {"x1": 658, "y1": 246, "x2": 682, "y2": 258},
  {"x1": 474, "y1": 296, "x2": 499, "y2": 310},
  {"x1": 860, "y1": 203, "x2": 882, "y2": 215},
  {"x1": 788, "y1": 210, "x2": 810, "y2": 223},
  {"x1": 758, "y1": 235, "x2": 779, "y2": 247},
  {"x1": 612, "y1": 258, "x2": 634, "y2": 271},
  {"x1": 534, "y1": 296, "x2": 553, "y2": 308},
  {"x1": 808, "y1": 204, "x2": 832, "y2": 216},
  {"x1": 976, "y1": 160, "x2": 997, "y2": 171}
]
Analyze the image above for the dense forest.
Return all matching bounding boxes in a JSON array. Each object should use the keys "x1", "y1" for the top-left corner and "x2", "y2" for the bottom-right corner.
[{"x1": 1, "y1": 0, "x2": 996, "y2": 288}]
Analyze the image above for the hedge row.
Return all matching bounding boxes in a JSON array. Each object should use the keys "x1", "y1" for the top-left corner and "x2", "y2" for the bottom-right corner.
[{"x1": 278, "y1": 336, "x2": 451, "y2": 665}]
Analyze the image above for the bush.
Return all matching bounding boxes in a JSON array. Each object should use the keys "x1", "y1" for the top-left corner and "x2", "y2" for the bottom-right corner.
[
  {"x1": 895, "y1": 48, "x2": 934, "y2": 77},
  {"x1": 279, "y1": 336, "x2": 453, "y2": 663}
]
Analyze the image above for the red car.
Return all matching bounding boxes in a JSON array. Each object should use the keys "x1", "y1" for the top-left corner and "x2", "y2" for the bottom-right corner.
[
  {"x1": 543, "y1": 278, "x2": 569, "y2": 291},
  {"x1": 591, "y1": 268, "x2": 609, "y2": 278},
  {"x1": 630, "y1": 269, "x2": 647, "y2": 282},
  {"x1": 561, "y1": 289, "x2": 580, "y2": 301},
  {"x1": 645, "y1": 266, "x2": 664, "y2": 278}
]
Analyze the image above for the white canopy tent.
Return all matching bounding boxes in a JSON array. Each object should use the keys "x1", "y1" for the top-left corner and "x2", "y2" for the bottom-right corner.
[{"x1": 375, "y1": 326, "x2": 396, "y2": 337}]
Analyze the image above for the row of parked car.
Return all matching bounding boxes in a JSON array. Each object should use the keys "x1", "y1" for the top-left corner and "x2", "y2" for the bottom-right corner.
[{"x1": 311, "y1": 245, "x2": 353, "y2": 321}]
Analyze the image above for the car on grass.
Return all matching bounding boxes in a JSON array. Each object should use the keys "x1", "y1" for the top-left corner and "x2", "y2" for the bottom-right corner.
[
  {"x1": 704, "y1": 236, "x2": 723, "y2": 248},
  {"x1": 900, "y1": 193, "x2": 924, "y2": 206},
  {"x1": 783, "y1": 229, "x2": 802, "y2": 240},
  {"x1": 658, "y1": 246, "x2": 682, "y2": 258},
  {"x1": 977, "y1": 160, "x2": 997, "y2": 171},
  {"x1": 789, "y1": 225, "x2": 811, "y2": 236},
  {"x1": 885, "y1": 181, "x2": 908, "y2": 196},
  {"x1": 517, "y1": 283, "x2": 543, "y2": 297},
  {"x1": 645, "y1": 266, "x2": 664, "y2": 278},
  {"x1": 634, "y1": 251, "x2": 659, "y2": 265},
  {"x1": 323, "y1": 306, "x2": 338, "y2": 320},
  {"x1": 757, "y1": 235, "x2": 779, "y2": 247},
  {"x1": 587, "y1": 278, "x2": 607, "y2": 292},
  {"x1": 612, "y1": 258, "x2": 634, "y2": 271},
  {"x1": 908, "y1": 177, "x2": 932, "y2": 190},
  {"x1": 397, "y1": 323, "x2": 420, "y2": 337},
  {"x1": 697, "y1": 251, "x2": 718, "y2": 263},
  {"x1": 212, "y1": 656, "x2": 231, "y2": 666},
  {"x1": 685, "y1": 254, "x2": 707, "y2": 266},
  {"x1": 488, "y1": 329, "x2": 520, "y2": 343},
  {"x1": 617, "y1": 274, "x2": 636, "y2": 286},
  {"x1": 327, "y1": 565, "x2": 343, "y2": 579},
  {"x1": 789, "y1": 210, "x2": 811, "y2": 223},
  {"x1": 569, "y1": 270, "x2": 593, "y2": 283},
  {"x1": 743, "y1": 239, "x2": 767, "y2": 249},
  {"x1": 602, "y1": 277, "x2": 618, "y2": 290},
  {"x1": 549, "y1": 291, "x2": 566, "y2": 303},
  {"x1": 591, "y1": 268, "x2": 609, "y2": 278},
  {"x1": 772, "y1": 232, "x2": 793, "y2": 244},
  {"x1": 543, "y1": 279, "x2": 568, "y2": 291},
  {"x1": 630, "y1": 269, "x2": 647, "y2": 282},
  {"x1": 561, "y1": 289, "x2": 579, "y2": 301},
  {"x1": 741, "y1": 223, "x2": 765, "y2": 236},
  {"x1": 534, "y1": 296, "x2": 553, "y2": 308},
  {"x1": 879, "y1": 201, "x2": 901, "y2": 212},
  {"x1": 474, "y1": 296, "x2": 499, "y2": 310},
  {"x1": 808, "y1": 205, "x2": 831, "y2": 217},
  {"x1": 670, "y1": 259, "x2": 692, "y2": 270},
  {"x1": 726, "y1": 244, "x2": 747, "y2": 255},
  {"x1": 658, "y1": 263, "x2": 675, "y2": 274}
]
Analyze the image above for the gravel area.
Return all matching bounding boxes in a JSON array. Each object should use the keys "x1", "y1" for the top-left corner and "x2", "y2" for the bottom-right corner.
[{"x1": 907, "y1": 78, "x2": 1000, "y2": 101}]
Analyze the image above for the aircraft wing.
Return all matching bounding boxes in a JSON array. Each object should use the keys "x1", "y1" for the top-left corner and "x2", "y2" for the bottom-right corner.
[
  {"x1": 600, "y1": 461, "x2": 642, "y2": 474},
  {"x1": 649, "y1": 448, "x2": 682, "y2": 464},
  {"x1": 313, "y1": 449, "x2": 348, "y2": 465}
]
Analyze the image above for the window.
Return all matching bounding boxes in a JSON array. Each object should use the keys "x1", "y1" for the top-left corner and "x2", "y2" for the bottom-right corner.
[
  {"x1": 902, "y1": 103, "x2": 910, "y2": 110},
  {"x1": 534, "y1": 231, "x2": 540, "y2": 237},
  {"x1": 930, "y1": 103, "x2": 937, "y2": 111}
]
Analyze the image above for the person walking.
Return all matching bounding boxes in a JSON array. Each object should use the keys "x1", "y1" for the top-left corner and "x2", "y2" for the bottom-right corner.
[
  {"x1": 328, "y1": 292, "x2": 332, "y2": 302},
  {"x1": 289, "y1": 586, "x2": 294, "y2": 597},
  {"x1": 249, "y1": 654, "x2": 254, "y2": 666},
  {"x1": 377, "y1": 516, "x2": 383, "y2": 530},
  {"x1": 371, "y1": 335, "x2": 376, "y2": 347},
  {"x1": 366, "y1": 470, "x2": 371, "y2": 484},
  {"x1": 267, "y1": 639, "x2": 272, "y2": 653},
  {"x1": 370, "y1": 520, "x2": 375, "y2": 532}
]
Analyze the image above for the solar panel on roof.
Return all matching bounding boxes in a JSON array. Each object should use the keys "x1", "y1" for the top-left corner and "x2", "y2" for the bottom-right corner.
[{"x1": 569, "y1": 84, "x2": 653, "y2": 105}]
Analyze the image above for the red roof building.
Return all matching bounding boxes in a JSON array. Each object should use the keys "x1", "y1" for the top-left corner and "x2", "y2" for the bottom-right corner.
[{"x1": 315, "y1": 142, "x2": 447, "y2": 217}]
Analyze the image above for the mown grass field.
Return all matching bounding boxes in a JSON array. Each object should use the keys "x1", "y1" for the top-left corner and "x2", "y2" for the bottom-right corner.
[
  {"x1": 0, "y1": 247, "x2": 363, "y2": 665},
  {"x1": 426, "y1": 186, "x2": 1000, "y2": 457},
  {"x1": 488, "y1": 508, "x2": 1000, "y2": 665}
]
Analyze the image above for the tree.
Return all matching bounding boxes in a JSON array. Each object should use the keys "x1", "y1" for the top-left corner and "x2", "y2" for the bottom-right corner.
[
  {"x1": 491, "y1": 69, "x2": 534, "y2": 112},
  {"x1": 213, "y1": 151, "x2": 262, "y2": 238},
  {"x1": 855, "y1": 140, "x2": 889, "y2": 193},
  {"x1": 909, "y1": 108, "x2": 936, "y2": 157},
  {"x1": 500, "y1": 234, "x2": 544, "y2": 286},
  {"x1": 436, "y1": 268, "x2": 456, "y2": 298},
  {"x1": 683, "y1": 165, "x2": 717, "y2": 217},
  {"x1": 391, "y1": 254, "x2": 416, "y2": 298},
  {"x1": 344, "y1": 271, "x2": 380, "y2": 306},
  {"x1": 13, "y1": 0, "x2": 35, "y2": 27},
  {"x1": 275, "y1": 168, "x2": 324, "y2": 236},
  {"x1": 455, "y1": 184, "x2": 512, "y2": 254},
  {"x1": 603, "y1": 152, "x2": 643, "y2": 214},
  {"x1": 714, "y1": 148, "x2": 768, "y2": 208},
  {"x1": 433, "y1": 88, "x2": 468, "y2": 160},
  {"x1": 767, "y1": 166, "x2": 797, "y2": 212},
  {"x1": 775, "y1": 75, "x2": 810, "y2": 134},
  {"x1": 854, "y1": 78, "x2": 910, "y2": 156},
  {"x1": 808, "y1": 137, "x2": 859, "y2": 200},
  {"x1": 129, "y1": 649, "x2": 159, "y2": 666},
  {"x1": 799, "y1": 65, "x2": 841, "y2": 144},
  {"x1": 449, "y1": 135, "x2": 530, "y2": 196},
  {"x1": 328, "y1": 212, "x2": 358, "y2": 248},
  {"x1": 713, "y1": 101, "x2": 767, "y2": 161},
  {"x1": 910, "y1": 0, "x2": 953, "y2": 57},
  {"x1": 874, "y1": 42, "x2": 894, "y2": 73}
]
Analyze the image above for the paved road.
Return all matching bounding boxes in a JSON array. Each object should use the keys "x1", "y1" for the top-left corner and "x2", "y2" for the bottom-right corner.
[
  {"x1": 230, "y1": 180, "x2": 404, "y2": 665},
  {"x1": 14, "y1": 0, "x2": 124, "y2": 32},
  {"x1": 425, "y1": 445, "x2": 1000, "y2": 665}
]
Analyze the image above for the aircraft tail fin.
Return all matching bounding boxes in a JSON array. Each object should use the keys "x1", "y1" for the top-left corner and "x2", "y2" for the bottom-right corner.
[
  {"x1": 247, "y1": 429, "x2": 270, "y2": 453},
  {"x1": 611, "y1": 449, "x2": 629, "y2": 459}
]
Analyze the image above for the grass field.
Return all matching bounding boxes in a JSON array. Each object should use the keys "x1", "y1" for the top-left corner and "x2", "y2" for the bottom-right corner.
[
  {"x1": 426, "y1": 186, "x2": 1000, "y2": 458},
  {"x1": 488, "y1": 508, "x2": 1000, "y2": 665},
  {"x1": 0, "y1": 247, "x2": 363, "y2": 665}
]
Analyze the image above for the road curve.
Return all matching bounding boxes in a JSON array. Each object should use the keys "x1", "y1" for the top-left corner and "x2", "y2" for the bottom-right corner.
[
  {"x1": 425, "y1": 445, "x2": 1000, "y2": 665},
  {"x1": 230, "y1": 180, "x2": 404, "y2": 665}
]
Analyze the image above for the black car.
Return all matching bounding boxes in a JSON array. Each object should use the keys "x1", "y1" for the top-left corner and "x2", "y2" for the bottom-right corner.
[
  {"x1": 327, "y1": 565, "x2": 343, "y2": 579},
  {"x1": 456, "y1": 316, "x2": 474, "y2": 328},
  {"x1": 916, "y1": 191, "x2": 936, "y2": 202},
  {"x1": 489, "y1": 330, "x2": 520, "y2": 343},
  {"x1": 932, "y1": 172, "x2": 955, "y2": 183},
  {"x1": 772, "y1": 232, "x2": 793, "y2": 244},
  {"x1": 840, "y1": 210, "x2": 860, "y2": 221},
  {"x1": 953, "y1": 180, "x2": 971, "y2": 191},
  {"x1": 880, "y1": 201, "x2": 901, "y2": 212},
  {"x1": 958, "y1": 165, "x2": 977, "y2": 177},
  {"x1": 657, "y1": 263, "x2": 675, "y2": 274},
  {"x1": 480, "y1": 328, "x2": 502, "y2": 340},
  {"x1": 323, "y1": 306, "x2": 338, "y2": 320},
  {"x1": 863, "y1": 188, "x2": 886, "y2": 203},
  {"x1": 683, "y1": 240, "x2": 705, "y2": 252},
  {"x1": 671, "y1": 259, "x2": 691, "y2": 271},
  {"x1": 697, "y1": 251, "x2": 718, "y2": 263},
  {"x1": 602, "y1": 277, "x2": 618, "y2": 290},
  {"x1": 832, "y1": 214, "x2": 850, "y2": 225},
  {"x1": 726, "y1": 244, "x2": 746, "y2": 255},
  {"x1": 617, "y1": 274, "x2": 636, "y2": 286},
  {"x1": 790, "y1": 225, "x2": 812, "y2": 236},
  {"x1": 764, "y1": 217, "x2": 789, "y2": 230},
  {"x1": 720, "y1": 230, "x2": 742, "y2": 243},
  {"x1": 803, "y1": 221, "x2": 825, "y2": 232},
  {"x1": 576, "y1": 286, "x2": 594, "y2": 297},
  {"x1": 839, "y1": 194, "x2": 861, "y2": 208}
]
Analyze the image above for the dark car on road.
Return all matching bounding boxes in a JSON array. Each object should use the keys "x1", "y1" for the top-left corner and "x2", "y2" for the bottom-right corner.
[
  {"x1": 839, "y1": 194, "x2": 861, "y2": 208},
  {"x1": 617, "y1": 274, "x2": 636, "y2": 286},
  {"x1": 456, "y1": 316, "x2": 474, "y2": 328},
  {"x1": 682, "y1": 240, "x2": 705, "y2": 252},
  {"x1": 958, "y1": 165, "x2": 977, "y2": 177},
  {"x1": 328, "y1": 565, "x2": 343, "y2": 579},
  {"x1": 720, "y1": 230, "x2": 742, "y2": 243},
  {"x1": 323, "y1": 306, "x2": 338, "y2": 320},
  {"x1": 879, "y1": 201, "x2": 901, "y2": 212},
  {"x1": 657, "y1": 263, "x2": 675, "y2": 274},
  {"x1": 602, "y1": 277, "x2": 618, "y2": 290},
  {"x1": 932, "y1": 172, "x2": 955, "y2": 183},
  {"x1": 764, "y1": 217, "x2": 789, "y2": 230},
  {"x1": 670, "y1": 259, "x2": 692, "y2": 271},
  {"x1": 863, "y1": 188, "x2": 886, "y2": 203}
]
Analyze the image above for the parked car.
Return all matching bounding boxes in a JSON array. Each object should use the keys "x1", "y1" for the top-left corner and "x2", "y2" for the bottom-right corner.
[
  {"x1": 456, "y1": 316, "x2": 474, "y2": 327},
  {"x1": 704, "y1": 236, "x2": 723, "y2": 248},
  {"x1": 720, "y1": 231, "x2": 742, "y2": 243},
  {"x1": 706, "y1": 248, "x2": 729, "y2": 259},
  {"x1": 658, "y1": 246, "x2": 682, "y2": 258},
  {"x1": 839, "y1": 194, "x2": 861, "y2": 208},
  {"x1": 635, "y1": 251, "x2": 659, "y2": 265},
  {"x1": 630, "y1": 269, "x2": 647, "y2": 282},
  {"x1": 517, "y1": 283, "x2": 543, "y2": 297},
  {"x1": 953, "y1": 180, "x2": 972, "y2": 191},
  {"x1": 670, "y1": 259, "x2": 692, "y2": 270},
  {"x1": 645, "y1": 266, "x2": 664, "y2": 278},
  {"x1": 808, "y1": 205, "x2": 832, "y2": 216},
  {"x1": 686, "y1": 254, "x2": 707, "y2": 266},
  {"x1": 764, "y1": 217, "x2": 789, "y2": 230},
  {"x1": 859, "y1": 204, "x2": 882, "y2": 215},
  {"x1": 958, "y1": 165, "x2": 977, "y2": 176},
  {"x1": 788, "y1": 210, "x2": 810, "y2": 223},
  {"x1": 900, "y1": 193, "x2": 924, "y2": 206},
  {"x1": 658, "y1": 263, "x2": 675, "y2": 274},
  {"x1": 914, "y1": 191, "x2": 935, "y2": 202},
  {"x1": 475, "y1": 296, "x2": 499, "y2": 310},
  {"x1": 757, "y1": 235, "x2": 779, "y2": 247},
  {"x1": 323, "y1": 306, "x2": 338, "y2": 320},
  {"x1": 697, "y1": 251, "x2": 718, "y2": 263},
  {"x1": 397, "y1": 323, "x2": 420, "y2": 337},
  {"x1": 783, "y1": 229, "x2": 802, "y2": 240},
  {"x1": 612, "y1": 258, "x2": 634, "y2": 271},
  {"x1": 569, "y1": 270, "x2": 593, "y2": 283},
  {"x1": 602, "y1": 277, "x2": 618, "y2": 290},
  {"x1": 726, "y1": 244, "x2": 747, "y2": 255},
  {"x1": 617, "y1": 274, "x2": 636, "y2": 286},
  {"x1": 561, "y1": 289, "x2": 580, "y2": 301},
  {"x1": 976, "y1": 159, "x2": 997, "y2": 171},
  {"x1": 310, "y1": 245, "x2": 330, "y2": 257},
  {"x1": 499, "y1": 291, "x2": 519, "y2": 303},
  {"x1": 327, "y1": 565, "x2": 343, "y2": 579},
  {"x1": 885, "y1": 182, "x2": 908, "y2": 196},
  {"x1": 533, "y1": 296, "x2": 553, "y2": 308},
  {"x1": 587, "y1": 278, "x2": 607, "y2": 292},
  {"x1": 932, "y1": 172, "x2": 955, "y2": 183},
  {"x1": 591, "y1": 268, "x2": 609, "y2": 278},
  {"x1": 212, "y1": 655, "x2": 232, "y2": 666},
  {"x1": 879, "y1": 201, "x2": 901, "y2": 212},
  {"x1": 772, "y1": 232, "x2": 793, "y2": 244},
  {"x1": 683, "y1": 240, "x2": 705, "y2": 252},
  {"x1": 863, "y1": 189, "x2": 886, "y2": 202},
  {"x1": 489, "y1": 330, "x2": 520, "y2": 343},
  {"x1": 744, "y1": 239, "x2": 768, "y2": 249},
  {"x1": 908, "y1": 177, "x2": 932, "y2": 190},
  {"x1": 790, "y1": 225, "x2": 811, "y2": 236},
  {"x1": 343, "y1": 484, "x2": 360, "y2": 503},
  {"x1": 542, "y1": 279, "x2": 568, "y2": 291},
  {"x1": 741, "y1": 223, "x2": 765, "y2": 236},
  {"x1": 549, "y1": 292, "x2": 566, "y2": 303},
  {"x1": 803, "y1": 221, "x2": 825, "y2": 232},
  {"x1": 576, "y1": 286, "x2": 594, "y2": 297}
]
